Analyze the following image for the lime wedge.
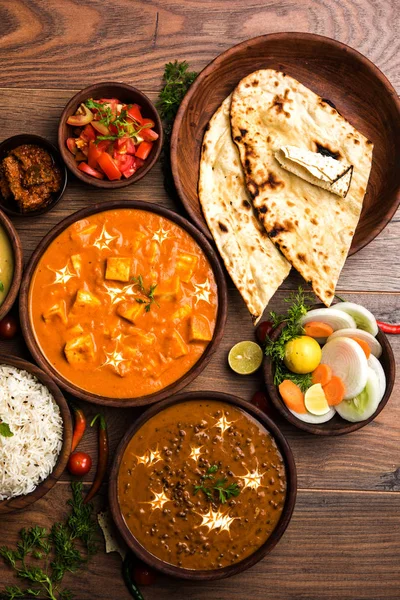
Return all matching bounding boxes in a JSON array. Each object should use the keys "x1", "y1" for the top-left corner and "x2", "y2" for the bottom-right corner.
[{"x1": 228, "y1": 341, "x2": 263, "y2": 375}]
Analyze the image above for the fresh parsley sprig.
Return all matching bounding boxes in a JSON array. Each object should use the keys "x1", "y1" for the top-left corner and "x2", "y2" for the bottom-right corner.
[
  {"x1": 132, "y1": 275, "x2": 159, "y2": 312},
  {"x1": 156, "y1": 60, "x2": 198, "y2": 133},
  {"x1": 193, "y1": 465, "x2": 240, "y2": 504},
  {"x1": 265, "y1": 287, "x2": 314, "y2": 392}
]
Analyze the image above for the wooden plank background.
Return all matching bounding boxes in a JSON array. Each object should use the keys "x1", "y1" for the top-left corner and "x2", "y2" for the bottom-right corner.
[{"x1": 0, "y1": 1, "x2": 399, "y2": 598}]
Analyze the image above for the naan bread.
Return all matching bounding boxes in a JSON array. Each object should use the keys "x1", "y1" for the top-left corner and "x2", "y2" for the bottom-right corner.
[
  {"x1": 231, "y1": 69, "x2": 373, "y2": 306},
  {"x1": 198, "y1": 95, "x2": 291, "y2": 322}
]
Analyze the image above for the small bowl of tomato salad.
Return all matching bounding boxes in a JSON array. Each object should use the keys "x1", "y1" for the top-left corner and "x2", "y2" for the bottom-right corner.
[{"x1": 58, "y1": 83, "x2": 163, "y2": 188}]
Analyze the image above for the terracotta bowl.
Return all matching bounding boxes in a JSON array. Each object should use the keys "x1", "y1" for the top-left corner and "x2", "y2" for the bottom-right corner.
[
  {"x1": 58, "y1": 82, "x2": 163, "y2": 188},
  {"x1": 0, "y1": 209, "x2": 23, "y2": 321},
  {"x1": 171, "y1": 32, "x2": 400, "y2": 254},
  {"x1": 109, "y1": 390, "x2": 297, "y2": 580},
  {"x1": 19, "y1": 200, "x2": 228, "y2": 407},
  {"x1": 0, "y1": 354, "x2": 72, "y2": 514},
  {"x1": 0, "y1": 134, "x2": 67, "y2": 218},
  {"x1": 263, "y1": 305, "x2": 395, "y2": 435}
]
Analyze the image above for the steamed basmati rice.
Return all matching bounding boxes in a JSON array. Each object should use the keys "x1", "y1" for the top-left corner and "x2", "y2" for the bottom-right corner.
[{"x1": 0, "y1": 364, "x2": 63, "y2": 500}]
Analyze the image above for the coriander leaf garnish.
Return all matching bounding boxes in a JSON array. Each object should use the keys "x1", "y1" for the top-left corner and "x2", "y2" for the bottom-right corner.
[
  {"x1": 132, "y1": 275, "x2": 159, "y2": 312},
  {"x1": 193, "y1": 465, "x2": 240, "y2": 504},
  {"x1": 264, "y1": 287, "x2": 314, "y2": 391},
  {"x1": 0, "y1": 482, "x2": 98, "y2": 600},
  {"x1": 0, "y1": 421, "x2": 13, "y2": 437},
  {"x1": 156, "y1": 60, "x2": 198, "y2": 133},
  {"x1": 0, "y1": 281, "x2": 4, "y2": 292}
]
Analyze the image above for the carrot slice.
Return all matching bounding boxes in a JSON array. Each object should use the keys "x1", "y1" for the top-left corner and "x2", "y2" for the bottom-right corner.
[
  {"x1": 312, "y1": 364, "x2": 332, "y2": 387},
  {"x1": 323, "y1": 376, "x2": 346, "y2": 406},
  {"x1": 278, "y1": 380, "x2": 306, "y2": 413},
  {"x1": 352, "y1": 336, "x2": 371, "y2": 359},
  {"x1": 304, "y1": 321, "x2": 334, "y2": 338}
]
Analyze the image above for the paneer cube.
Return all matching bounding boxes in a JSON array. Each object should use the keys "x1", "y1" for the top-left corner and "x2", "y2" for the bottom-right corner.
[
  {"x1": 42, "y1": 301, "x2": 67, "y2": 325},
  {"x1": 172, "y1": 304, "x2": 192, "y2": 323},
  {"x1": 105, "y1": 257, "x2": 131, "y2": 282},
  {"x1": 176, "y1": 252, "x2": 198, "y2": 283},
  {"x1": 189, "y1": 315, "x2": 213, "y2": 342},
  {"x1": 66, "y1": 324, "x2": 84, "y2": 338},
  {"x1": 117, "y1": 301, "x2": 145, "y2": 324},
  {"x1": 130, "y1": 328, "x2": 156, "y2": 345},
  {"x1": 70, "y1": 221, "x2": 97, "y2": 241},
  {"x1": 71, "y1": 254, "x2": 82, "y2": 277},
  {"x1": 73, "y1": 289, "x2": 101, "y2": 310},
  {"x1": 147, "y1": 241, "x2": 160, "y2": 265},
  {"x1": 168, "y1": 330, "x2": 189, "y2": 359},
  {"x1": 64, "y1": 334, "x2": 96, "y2": 365},
  {"x1": 153, "y1": 276, "x2": 181, "y2": 301}
]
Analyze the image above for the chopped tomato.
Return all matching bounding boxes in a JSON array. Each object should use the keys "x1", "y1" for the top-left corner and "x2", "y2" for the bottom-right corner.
[
  {"x1": 127, "y1": 104, "x2": 143, "y2": 124},
  {"x1": 135, "y1": 141, "x2": 153, "y2": 160},
  {"x1": 109, "y1": 124, "x2": 118, "y2": 135},
  {"x1": 78, "y1": 162, "x2": 105, "y2": 179},
  {"x1": 115, "y1": 136, "x2": 136, "y2": 155},
  {"x1": 141, "y1": 118, "x2": 155, "y2": 128},
  {"x1": 97, "y1": 152, "x2": 122, "y2": 180},
  {"x1": 88, "y1": 141, "x2": 104, "y2": 169},
  {"x1": 66, "y1": 138, "x2": 77, "y2": 155},
  {"x1": 141, "y1": 127, "x2": 159, "y2": 142},
  {"x1": 99, "y1": 98, "x2": 119, "y2": 116},
  {"x1": 80, "y1": 124, "x2": 96, "y2": 143},
  {"x1": 96, "y1": 140, "x2": 112, "y2": 153},
  {"x1": 114, "y1": 154, "x2": 135, "y2": 177},
  {"x1": 92, "y1": 121, "x2": 110, "y2": 136},
  {"x1": 67, "y1": 104, "x2": 93, "y2": 126}
]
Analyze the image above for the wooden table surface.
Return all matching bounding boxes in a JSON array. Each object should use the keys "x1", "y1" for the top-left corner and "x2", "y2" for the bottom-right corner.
[{"x1": 0, "y1": 1, "x2": 399, "y2": 598}]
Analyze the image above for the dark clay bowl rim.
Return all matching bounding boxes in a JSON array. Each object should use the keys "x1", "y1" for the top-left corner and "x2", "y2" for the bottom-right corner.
[
  {"x1": 0, "y1": 134, "x2": 68, "y2": 218},
  {"x1": 58, "y1": 82, "x2": 163, "y2": 189},
  {"x1": 263, "y1": 303, "x2": 395, "y2": 436},
  {"x1": 19, "y1": 200, "x2": 228, "y2": 407},
  {"x1": 108, "y1": 390, "x2": 297, "y2": 580},
  {"x1": 0, "y1": 208, "x2": 23, "y2": 321},
  {"x1": 171, "y1": 31, "x2": 400, "y2": 254},
  {"x1": 0, "y1": 354, "x2": 72, "y2": 514}
]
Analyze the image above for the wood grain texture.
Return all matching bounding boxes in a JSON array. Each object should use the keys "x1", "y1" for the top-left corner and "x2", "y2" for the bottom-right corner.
[{"x1": 1, "y1": 483, "x2": 399, "y2": 599}]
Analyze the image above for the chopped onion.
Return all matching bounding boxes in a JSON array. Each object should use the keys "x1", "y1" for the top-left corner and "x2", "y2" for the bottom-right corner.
[
  {"x1": 321, "y1": 337, "x2": 368, "y2": 399},
  {"x1": 367, "y1": 355, "x2": 386, "y2": 402},
  {"x1": 300, "y1": 308, "x2": 356, "y2": 333},
  {"x1": 327, "y1": 328, "x2": 382, "y2": 358},
  {"x1": 333, "y1": 302, "x2": 378, "y2": 336},
  {"x1": 335, "y1": 368, "x2": 380, "y2": 422}
]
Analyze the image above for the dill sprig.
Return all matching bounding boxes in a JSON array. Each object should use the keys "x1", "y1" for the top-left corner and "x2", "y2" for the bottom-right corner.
[
  {"x1": 265, "y1": 287, "x2": 314, "y2": 392},
  {"x1": 0, "y1": 483, "x2": 98, "y2": 600}
]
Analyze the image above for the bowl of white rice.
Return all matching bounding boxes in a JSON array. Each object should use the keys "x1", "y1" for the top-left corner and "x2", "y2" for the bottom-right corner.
[{"x1": 0, "y1": 355, "x2": 72, "y2": 513}]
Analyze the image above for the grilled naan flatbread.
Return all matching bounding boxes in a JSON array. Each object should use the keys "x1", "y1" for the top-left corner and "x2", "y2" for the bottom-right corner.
[
  {"x1": 231, "y1": 69, "x2": 373, "y2": 306},
  {"x1": 198, "y1": 95, "x2": 291, "y2": 322}
]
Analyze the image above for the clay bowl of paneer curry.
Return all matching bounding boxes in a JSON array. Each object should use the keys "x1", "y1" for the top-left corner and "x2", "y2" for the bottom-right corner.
[
  {"x1": 19, "y1": 201, "x2": 227, "y2": 406},
  {"x1": 109, "y1": 391, "x2": 297, "y2": 580}
]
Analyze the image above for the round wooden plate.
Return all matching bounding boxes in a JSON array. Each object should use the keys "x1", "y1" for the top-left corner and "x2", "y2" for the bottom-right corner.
[
  {"x1": 171, "y1": 32, "x2": 400, "y2": 254},
  {"x1": 109, "y1": 390, "x2": 297, "y2": 580},
  {"x1": 19, "y1": 201, "x2": 228, "y2": 407},
  {"x1": 263, "y1": 307, "x2": 396, "y2": 436},
  {"x1": 0, "y1": 355, "x2": 72, "y2": 514},
  {"x1": 0, "y1": 209, "x2": 23, "y2": 322}
]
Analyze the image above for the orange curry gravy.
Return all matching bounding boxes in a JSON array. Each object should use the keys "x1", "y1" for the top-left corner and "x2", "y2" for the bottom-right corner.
[
  {"x1": 29, "y1": 209, "x2": 218, "y2": 398},
  {"x1": 118, "y1": 401, "x2": 287, "y2": 570}
]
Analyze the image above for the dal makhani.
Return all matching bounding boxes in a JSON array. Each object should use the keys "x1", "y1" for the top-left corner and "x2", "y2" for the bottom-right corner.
[
  {"x1": 0, "y1": 223, "x2": 14, "y2": 307},
  {"x1": 29, "y1": 209, "x2": 218, "y2": 398},
  {"x1": 118, "y1": 400, "x2": 287, "y2": 570}
]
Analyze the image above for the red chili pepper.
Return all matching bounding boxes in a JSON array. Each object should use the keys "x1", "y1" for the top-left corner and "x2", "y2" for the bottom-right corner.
[
  {"x1": 84, "y1": 414, "x2": 109, "y2": 504},
  {"x1": 377, "y1": 320, "x2": 400, "y2": 334},
  {"x1": 70, "y1": 405, "x2": 87, "y2": 453}
]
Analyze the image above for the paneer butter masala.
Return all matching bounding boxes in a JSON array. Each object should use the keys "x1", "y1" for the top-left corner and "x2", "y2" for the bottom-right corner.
[
  {"x1": 29, "y1": 209, "x2": 218, "y2": 398},
  {"x1": 118, "y1": 401, "x2": 287, "y2": 570}
]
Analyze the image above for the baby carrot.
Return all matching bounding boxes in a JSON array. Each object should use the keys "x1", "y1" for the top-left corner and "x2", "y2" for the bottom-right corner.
[
  {"x1": 278, "y1": 380, "x2": 306, "y2": 413},
  {"x1": 304, "y1": 321, "x2": 334, "y2": 338},
  {"x1": 312, "y1": 364, "x2": 332, "y2": 387},
  {"x1": 352, "y1": 337, "x2": 371, "y2": 359},
  {"x1": 323, "y1": 376, "x2": 345, "y2": 406}
]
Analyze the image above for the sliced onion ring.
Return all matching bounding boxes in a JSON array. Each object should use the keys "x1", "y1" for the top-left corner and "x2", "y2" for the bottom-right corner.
[
  {"x1": 327, "y1": 328, "x2": 382, "y2": 358},
  {"x1": 321, "y1": 337, "x2": 368, "y2": 400}
]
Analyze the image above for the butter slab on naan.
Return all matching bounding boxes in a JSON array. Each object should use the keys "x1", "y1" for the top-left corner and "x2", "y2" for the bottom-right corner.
[
  {"x1": 198, "y1": 95, "x2": 291, "y2": 322},
  {"x1": 231, "y1": 69, "x2": 373, "y2": 306}
]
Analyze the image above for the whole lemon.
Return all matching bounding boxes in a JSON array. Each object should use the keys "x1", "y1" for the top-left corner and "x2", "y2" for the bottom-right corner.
[{"x1": 284, "y1": 336, "x2": 322, "y2": 374}]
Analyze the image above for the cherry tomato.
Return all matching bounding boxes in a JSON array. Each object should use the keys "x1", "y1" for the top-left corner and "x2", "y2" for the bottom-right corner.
[
  {"x1": 78, "y1": 162, "x2": 104, "y2": 180},
  {"x1": 256, "y1": 320, "x2": 274, "y2": 344},
  {"x1": 67, "y1": 451, "x2": 92, "y2": 476},
  {"x1": 132, "y1": 561, "x2": 157, "y2": 586},
  {"x1": 0, "y1": 314, "x2": 19, "y2": 339},
  {"x1": 251, "y1": 390, "x2": 273, "y2": 416}
]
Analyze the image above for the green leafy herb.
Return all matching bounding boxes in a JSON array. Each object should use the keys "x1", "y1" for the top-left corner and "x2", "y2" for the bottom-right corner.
[
  {"x1": 156, "y1": 60, "x2": 198, "y2": 135},
  {"x1": 0, "y1": 281, "x2": 4, "y2": 292},
  {"x1": 0, "y1": 483, "x2": 98, "y2": 600},
  {"x1": 193, "y1": 465, "x2": 240, "y2": 504},
  {"x1": 132, "y1": 275, "x2": 159, "y2": 312},
  {"x1": 265, "y1": 287, "x2": 314, "y2": 391},
  {"x1": 0, "y1": 422, "x2": 13, "y2": 437}
]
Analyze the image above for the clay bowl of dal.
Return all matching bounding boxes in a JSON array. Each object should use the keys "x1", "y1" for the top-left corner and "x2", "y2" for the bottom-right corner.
[
  {"x1": 0, "y1": 209, "x2": 23, "y2": 321},
  {"x1": 109, "y1": 391, "x2": 297, "y2": 580}
]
